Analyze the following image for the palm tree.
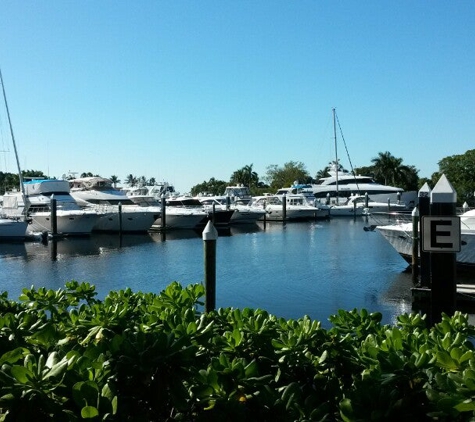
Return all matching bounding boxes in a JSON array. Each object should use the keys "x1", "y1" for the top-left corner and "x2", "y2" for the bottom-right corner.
[
  {"x1": 371, "y1": 151, "x2": 410, "y2": 186},
  {"x1": 110, "y1": 175, "x2": 120, "y2": 188},
  {"x1": 125, "y1": 174, "x2": 137, "y2": 187},
  {"x1": 230, "y1": 164, "x2": 259, "y2": 188}
]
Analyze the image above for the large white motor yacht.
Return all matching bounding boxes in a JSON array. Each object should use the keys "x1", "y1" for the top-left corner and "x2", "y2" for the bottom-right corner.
[
  {"x1": 301, "y1": 164, "x2": 416, "y2": 205},
  {"x1": 2, "y1": 179, "x2": 100, "y2": 236},
  {"x1": 68, "y1": 177, "x2": 160, "y2": 232}
]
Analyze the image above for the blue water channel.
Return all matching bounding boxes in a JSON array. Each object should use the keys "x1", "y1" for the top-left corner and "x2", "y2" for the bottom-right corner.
[{"x1": 0, "y1": 217, "x2": 417, "y2": 327}]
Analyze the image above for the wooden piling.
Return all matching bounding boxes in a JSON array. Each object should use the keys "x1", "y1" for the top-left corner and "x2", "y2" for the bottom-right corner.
[
  {"x1": 118, "y1": 202, "x2": 123, "y2": 233},
  {"x1": 282, "y1": 194, "x2": 287, "y2": 222},
  {"x1": 50, "y1": 196, "x2": 58, "y2": 235},
  {"x1": 160, "y1": 194, "x2": 166, "y2": 230},
  {"x1": 411, "y1": 206, "x2": 419, "y2": 281},
  {"x1": 203, "y1": 221, "x2": 218, "y2": 313}
]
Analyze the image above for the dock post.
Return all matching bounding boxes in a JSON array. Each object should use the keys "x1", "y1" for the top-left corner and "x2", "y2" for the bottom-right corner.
[
  {"x1": 160, "y1": 194, "x2": 166, "y2": 230},
  {"x1": 425, "y1": 175, "x2": 458, "y2": 325},
  {"x1": 50, "y1": 195, "x2": 58, "y2": 235},
  {"x1": 263, "y1": 200, "x2": 267, "y2": 228},
  {"x1": 418, "y1": 183, "x2": 431, "y2": 287},
  {"x1": 364, "y1": 192, "x2": 369, "y2": 208},
  {"x1": 282, "y1": 194, "x2": 287, "y2": 222},
  {"x1": 203, "y1": 220, "x2": 218, "y2": 313},
  {"x1": 411, "y1": 206, "x2": 419, "y2": 281},
  {"x1": 118, "y1": 202, "x2": 123, "y2": 233}
]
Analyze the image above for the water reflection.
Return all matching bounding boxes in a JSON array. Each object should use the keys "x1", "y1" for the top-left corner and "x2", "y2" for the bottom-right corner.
[
  {"x1": 0, "y1": 242, "x2": 28, "y2": 259},
  {"x1": 21, "y1": 233, "x2": 157, "y2": 261}
]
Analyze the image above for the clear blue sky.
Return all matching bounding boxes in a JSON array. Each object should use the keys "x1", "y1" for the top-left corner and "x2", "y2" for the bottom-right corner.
[{"x1": 0, "y1": 1, "x2": 473, "y2": 193}]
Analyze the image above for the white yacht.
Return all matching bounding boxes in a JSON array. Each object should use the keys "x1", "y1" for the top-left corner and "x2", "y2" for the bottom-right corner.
[
  {"x1": 376, "y1": 214, "x2": 475, "y2": 272},
  {"x1": 302, "y1": 164, "x2": 409, "y2": 204},
  {"x1": 123, "y1": 186, "x2": 160, "y2": 207},
  {"x1": 167, "y1": 196, "x2": 234, "y2": 227},
  {"x1": 223, "y1": 185, "x2": 253, "y2": 204},
  {"x1": 68, "y1": 177, "x2": 160, "y2": 232},
  {"x1": 250, "y1": 194, "x2": 325, "y2": 221},
  {"x1": 153, "y1": 197, "x2": 208, "y2": 230},
  {"x1": 198, "y1": 196, "x2": 265, "y2": 224},
  {"x1": 2, "y1": 179, "x2": 100, "y2": 236},
  {"x1": 0, "y1": 216, "x2": 28, "y2": 240}
]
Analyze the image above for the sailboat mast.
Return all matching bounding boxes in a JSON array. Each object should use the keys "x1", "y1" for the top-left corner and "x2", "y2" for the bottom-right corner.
[
  {"x1": 0, "y1": 68, "x2": 25, "y2": 196},
  {"x1": 333, "y1": 107, "x2": 338, "y2": 202}
]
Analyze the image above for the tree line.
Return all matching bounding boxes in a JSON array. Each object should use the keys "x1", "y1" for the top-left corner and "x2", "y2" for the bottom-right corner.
[{"x1": 1, "y1": 150, "x2": 474, "y2": 205}]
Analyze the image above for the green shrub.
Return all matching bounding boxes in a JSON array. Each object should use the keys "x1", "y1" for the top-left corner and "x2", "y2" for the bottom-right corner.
[{"x1": 1, "y1": 281, "x2": 474, "y2": 421}]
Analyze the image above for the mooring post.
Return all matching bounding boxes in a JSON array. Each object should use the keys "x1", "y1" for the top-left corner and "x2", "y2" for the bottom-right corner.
[
  {"x1": 160, "y1": 194, "x2": 166, "y2": 230},
  {"x1": 424, "y1": 175, "x2": 459, "y2": 325},
  {"x1": 50, "y1": 195, "x2": 58, "y2": 235},
  {"x1": 282, "y1": 194, "x2": 287, "y2": 222},
  {"x1": 418, "y1": 183, "x2": 431, "y2": 287},
  {"x1": 263, "y1": 200, "x2": 267, "y2": 228},
  {"x1": 411, "y1": 206, "x2": 419, "y2": 281},
  {"x1": 118, "y1": 202, "x2": 123, "y2": 234},
  {"x1": 364, "y1": 192, "x2": 369, "y2": 208},
  {"x1": 203, "y1": 220, "x2": 218, "y2": 313}
]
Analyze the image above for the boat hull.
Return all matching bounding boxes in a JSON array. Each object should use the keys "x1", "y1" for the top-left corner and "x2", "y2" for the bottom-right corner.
[
  {"x1": 376, "y1": 223, "x2": 475, "y2": 272},
  {"x1": 230, "y1": 207, "x2": 266, "y2": 224},
  {"x1": 0, "y1": 218, "x2": 28, "y2": 240},
  {"x1": 93, "y1": 206, "x2": 159, "y2": 232},
  {"x1": 264, "y1": 206, "x2": 323, "y2": 221},
  {"x1": 28, "y1": 210, "x2": 100, "y2": 235},
  {"x1": 153, "y1": 210, "x2": 207, "y2": 230}
]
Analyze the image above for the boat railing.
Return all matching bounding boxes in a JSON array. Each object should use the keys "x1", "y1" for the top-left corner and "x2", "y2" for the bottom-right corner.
[{"x1": 367, "y1": 211, "x2": 413, "y2": 227}]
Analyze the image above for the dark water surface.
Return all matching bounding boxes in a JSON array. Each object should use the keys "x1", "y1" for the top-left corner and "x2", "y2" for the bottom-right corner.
[{"x1": 1, "y1": 217, "x2": 419, "y2": 327}]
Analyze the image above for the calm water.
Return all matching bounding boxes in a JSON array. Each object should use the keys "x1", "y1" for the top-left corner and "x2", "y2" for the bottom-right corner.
[{"x1": 0, "y1": 217, "x2": 420, "y2": 327}]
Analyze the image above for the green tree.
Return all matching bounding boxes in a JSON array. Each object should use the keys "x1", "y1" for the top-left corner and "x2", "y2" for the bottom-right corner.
[
  {"x1": 0, "y1": 170, "x2": 48, "y2": 194},
  {"x1": 370, "y1": 151, "x2": 418, "y2": 191},
  {"x1": 315, "y1": 166, "x2": 330, "y2": 180},
  {"x1": 125, "y1": 174, "x2": 137, "y2": 187},
  {"x1": 230, "y1": 164, "x2": 259, "y2": 188},
  {"x1": 264, "y1": 161, "x2": 311, "y2": 191},
  {"x1": 437, "y1": 149, "x2": 475, "y2": 205},
  {"x1": 110, "y1": 175, "x2": 120, "y2": 188},
  {"x1": 190, "y1": 178, "x2": 228, "y2": 196}
]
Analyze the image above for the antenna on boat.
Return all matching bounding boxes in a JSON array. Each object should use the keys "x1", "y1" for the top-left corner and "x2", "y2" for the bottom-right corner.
[{"x1": 0, "y1": 68, "x2": 25, "y2": 198}]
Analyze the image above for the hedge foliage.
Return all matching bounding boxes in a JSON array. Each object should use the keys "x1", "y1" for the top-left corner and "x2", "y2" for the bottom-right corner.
[{"x1": 1, "y1": 281, "x2": 475, "y2": 421}]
